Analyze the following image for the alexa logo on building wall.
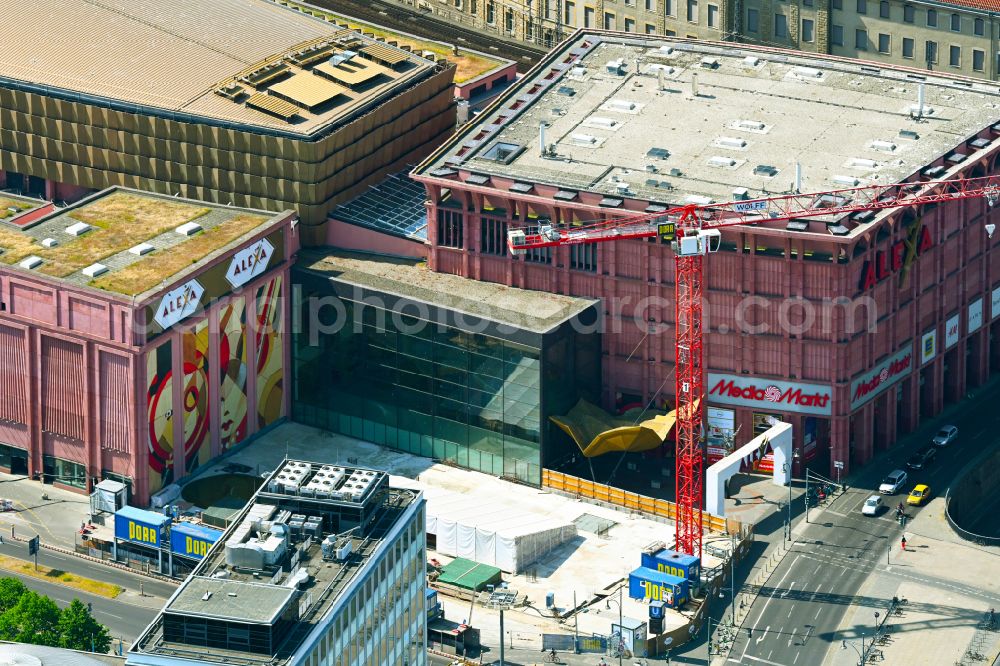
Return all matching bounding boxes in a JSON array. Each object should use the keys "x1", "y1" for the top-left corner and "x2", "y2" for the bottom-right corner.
[
  {"x1": 154, "y1": 279, "x2": 205, "y2": 330},
  {"x1": 858, "y1": 221, "x2": 933, "y2": 291},
  {"x1": 850, "y1": 344, "x2": 913, "y2": 410},
  {"x1": 706, "y1": 373, "x2": 833, "y2": 416},
  {"x1": 225, "y1": 238, "x2": 274, "y2": 289}
]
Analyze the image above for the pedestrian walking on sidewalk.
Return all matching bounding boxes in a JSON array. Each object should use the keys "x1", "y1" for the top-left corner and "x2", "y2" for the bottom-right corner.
[{"x1": 901, "y1": 536, "x2": 907, "y2": 551}]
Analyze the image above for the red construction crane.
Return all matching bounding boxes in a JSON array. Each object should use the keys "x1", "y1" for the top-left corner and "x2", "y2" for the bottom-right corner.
[{"x1": 508, "y1": 175, "x2": 1000, "y2": 558}]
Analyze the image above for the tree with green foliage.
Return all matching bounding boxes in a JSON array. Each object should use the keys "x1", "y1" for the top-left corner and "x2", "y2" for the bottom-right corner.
[
  {"x1": 57, "y1": 598, "x2": 111, "y2": 653},
  {"x1": 0, "y1": 578, "x2": 27, "y2": 614},
  {"x1": 0, "y1": 590, "x2": 61, "y2": 645}
]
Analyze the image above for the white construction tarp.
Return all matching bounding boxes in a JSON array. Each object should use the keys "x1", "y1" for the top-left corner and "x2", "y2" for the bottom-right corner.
[{"x1": 425, "y1": 490, "x2": 576, "y2": 574}]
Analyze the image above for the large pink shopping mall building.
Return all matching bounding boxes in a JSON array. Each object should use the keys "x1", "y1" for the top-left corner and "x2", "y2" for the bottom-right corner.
[
  {"x1": 0, "y1": 188, "x2": 296, "y2": 504},
  {"x1": 413, "y1": 30, "x2": 1000, "y2": 476}
]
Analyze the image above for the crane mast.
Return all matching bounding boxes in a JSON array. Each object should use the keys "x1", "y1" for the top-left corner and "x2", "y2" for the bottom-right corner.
[{"x1": 509, "y1": 175, "x2": 1000, "y2": 558}]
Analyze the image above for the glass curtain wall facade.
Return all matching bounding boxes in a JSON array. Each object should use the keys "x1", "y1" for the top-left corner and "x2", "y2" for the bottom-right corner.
[
  {"x1": 300, "y1": 500, "x2": 427, "y2": 666},
  {"x1": 294, "y1": 291, "x2": 545, "y2": 484}
]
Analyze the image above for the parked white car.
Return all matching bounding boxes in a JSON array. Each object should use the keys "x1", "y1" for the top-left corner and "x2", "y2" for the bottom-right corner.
[
  {"x1": 932, "y1": 425, "x2": 958, "y2": 447},
  {"x1": 861, "y1": 495, "x2": 883, "y2": 516},
  {"x1": 879, "y1": 469, "x2": 908, "y2": 494}
]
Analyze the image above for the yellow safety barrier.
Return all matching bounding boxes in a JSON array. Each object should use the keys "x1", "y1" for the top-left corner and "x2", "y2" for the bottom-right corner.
[{"x1": 542, "y1": 469, "x2": 731, "y2": 534}]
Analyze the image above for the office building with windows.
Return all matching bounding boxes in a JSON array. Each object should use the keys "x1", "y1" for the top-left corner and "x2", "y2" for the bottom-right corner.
[
  {"x1": 376, "y1": 0, "x2": 1000, "y2": 80},
  {"x1": 129, "y1": 460, "x2": 427, "y2": 666},
  {"x1": 291, "y1": 249, "x2": 601, "y2": 486}
]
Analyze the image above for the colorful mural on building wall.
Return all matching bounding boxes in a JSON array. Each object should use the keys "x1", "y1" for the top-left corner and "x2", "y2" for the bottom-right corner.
[
  {"x1": 256, "y1": 275, "x2": 285, "y2": 429},
  {"x1": 219, "y1": 298, "x2": 248, "y2": 450},
  {"x1": 147, "y1": 342, "x2": 174, "y2": 495},
  {"x1": 182, "y1": 320, "x2": 211, "y2": 474}
]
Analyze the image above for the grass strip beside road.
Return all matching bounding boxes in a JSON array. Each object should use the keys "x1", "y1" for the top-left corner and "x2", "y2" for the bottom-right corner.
[{"x1": 0, "y1": 554, "x2": 123, "y2": 599}]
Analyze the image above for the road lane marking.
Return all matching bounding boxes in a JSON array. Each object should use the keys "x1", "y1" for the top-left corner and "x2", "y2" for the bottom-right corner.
[
  {"x1": 788, "y1": 627, "x2": 798, "y2": 647},
  {"x1": 756, "y1": 626, "x2": 770, "y2": 644},
  {"x1": 745, "y1": 563, "x2": 795, "y2": 662},
  {"x1": 813, "y1": 565, "x2": 821, "y2": 575},
  {"x1": 741, "y1": 655, "x2": 792, "y2": 666},
  {"x1": 794, "y1": 652, "x2": 800, "y2": 664},
  {"x1": 787, "y1": 605, "x2": 795, "y2": 618},
  {"x1": 780, "y1": 582, "x2": 796, "y2": 598},
  {"x1": 814, "y1": 608, "x2": 822, "y2": 620}
]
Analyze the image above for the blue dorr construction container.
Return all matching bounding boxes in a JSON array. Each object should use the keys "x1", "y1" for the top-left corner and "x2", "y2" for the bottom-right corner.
[
  {"x1": 628, "y1": 566, "x2": 689, "y2": 608},
  {"x1": 641, "y1": 548, "x2": 701, "y2": 582}
]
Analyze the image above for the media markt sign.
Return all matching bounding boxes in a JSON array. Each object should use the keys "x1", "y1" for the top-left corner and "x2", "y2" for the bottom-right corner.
[
  {"x1": 226, "y1": 238, "x2": 274, "y2": 289},
  {"x1": 849, "y1": 344, "x2": 913, "y2": 410},
  {"x1": 154, "y1": 280, "x2": 205, "y2": 330},
  {"x1": 706, "y1": 373, "x2": 833, "y2": 416}
]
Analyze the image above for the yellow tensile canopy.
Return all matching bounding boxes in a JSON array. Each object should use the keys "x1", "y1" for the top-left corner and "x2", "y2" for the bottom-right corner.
[{"x1": 550, "y1": 398, "x2": 700, "y2": 458}]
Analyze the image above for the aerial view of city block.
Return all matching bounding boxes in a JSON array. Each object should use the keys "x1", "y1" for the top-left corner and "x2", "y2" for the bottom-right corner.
[{"x1": 0, "y1": 0, "x2": 998, "y2": 664}]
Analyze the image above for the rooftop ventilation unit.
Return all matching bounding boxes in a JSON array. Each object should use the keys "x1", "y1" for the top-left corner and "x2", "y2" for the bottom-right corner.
[
  {"x1": 569, "y1": 66, "x2": 587, "y2": 78},
  {"x1": 735, "y1": 119, "x2": 767, "y2": 132},
  {"x1": 647, "y1": 147, "x2": 670, "y2": 159},
  {"x1": 870, "y1": 140, "x2": 897, "y2": 153},
  {"x1": 716, "y1": 137, "x2": 747, "y2": 149},
  {"x1": 709, "y1": 156, "x2": 737, "y2": 168},
  {"x1": 606, "y1": 59, "x2": 626, "y2": 75},
  {"x1": 898, "y1": 130, "x2": 920, "y2": 141},
  {"x1": 791, "y1": 66, "x2": 823, "y2": 79},
  {"x1": 129, "y1": 242, "x2": 155, "y2": 256},
  {"x1": 743, "y1": 56, "x2": 762, "y2": 67},
  {"x1": 685, "y1": 195, "x2": 714, "y2": 205},
  {"x1": 607, "y1": 99, "x2": 637, "y2": 112},
  {"x1": 175, "y1": 222, "x2": 203, "y2": 236},
  {"x1": 645, "y1": 64, "x2": 674, "y2": 75},
  {"x1": 832, "y1": 175, "x2": 861, "y2": 186},
  {"x1": 19, "y1": 256, "x2": 42, "y2": 270},
  {"x1": 82, "y1": 263, "x2": 108, "y2": 278},
  {"x1": 700, "y1": 57, "x2": 719, "y2": 69},
  {"x1": 754, "y1": 165, "x2": 778, "y2": 177},
  {"x1": 848, "y1": 158, "x2": 878, "y2": 170},
  {"x1": 658, "y1": 46, "x2": 675, "y2": 55},
  {"x1": 570, "y1": 133, "x2": 600, "y2": 145},
  {"x1": 584, "y1": 116, "x2": 620, "y2": 129},
  {"x1": 40, "y1": 238, "x2": 58, "y2": 248},
  {"x1": 65, "y1": 222, "x2": 92, "y2": 237}
]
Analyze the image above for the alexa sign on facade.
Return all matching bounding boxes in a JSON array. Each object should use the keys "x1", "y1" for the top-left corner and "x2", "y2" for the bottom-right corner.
[
  {"x1": 706, "y1": 373, "x2": 833, "y2": 416},
  {"x1": 154, "y1": 279, "x2": 205, "y2": 330},
  {"x1": 225, "y1": 238, "x2": 274, "y2": 289}
]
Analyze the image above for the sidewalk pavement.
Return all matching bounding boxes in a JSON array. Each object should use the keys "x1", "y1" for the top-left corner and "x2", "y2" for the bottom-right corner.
[{"x1": 0, "y1": 472, "x2": 91, "y2": 550}]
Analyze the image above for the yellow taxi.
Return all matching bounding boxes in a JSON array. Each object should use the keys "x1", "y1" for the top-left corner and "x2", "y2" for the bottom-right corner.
[{"x1": 907, "y1": 484, "x2": 931, "y2": 506}]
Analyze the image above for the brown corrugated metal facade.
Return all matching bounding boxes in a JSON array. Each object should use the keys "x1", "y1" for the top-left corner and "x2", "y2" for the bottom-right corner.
[{"x1": 0, "y1": 63, "x2": 456, "y2": 243}]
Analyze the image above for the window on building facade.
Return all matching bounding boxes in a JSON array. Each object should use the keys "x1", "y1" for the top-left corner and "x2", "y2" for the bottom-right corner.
[
  {"x1": 747, "y1": 7, "x2": 759, "y2": 32},
  {"x1": 584, "y1": 6, "x2": 594, "y2": 26},
  {"x1": 925, "y1": 39, "x2": 937, "y2": 62},
  {"x1": 646, "y1": 0, "x2": 656, "y2": 9},
  {"x1": 437, "y1": 210, "x2": 464, "y2": 248},
  {"x1": 949, "y1": 44, "x2": 961, "y2": 66},
  {"x1": 666, "y1": 28, "x2": 677, "y2": 35},
  {"x1": 605, "y1": 11, "x2": 616, "y2": 28},
  {"x1": 524, "y1": 246, "x2": 553, "y2": 264},
  {"x1": 831, "y1": 23, "x2": 843, "y2": 44},
  {"x1": 526, "y1": 17, "x2": 534, "y2": 38},
  {"x1": 857, "y1": 0, "x2": 866, "y2": 14},
  {"x1": 926, "y1": 9, "x2": 936, "y2": 26},
  {"x1": 975, "y1": 17, "x2": 985, "y2": 35},
  {"x1": 902, "y1": 37, "x2": 914, "y2": 57},
  {"x1": 646, "y1": 22, "x2": 657, "y2": 32},
  {"x1": 566, "y1": 1, "x2": 575, "y2": 23},
  {"x1": 708, "y1": 4, "x2": 719, "y2": 27},
  {"x1": 666, "y1": 0, "x2": 676, "y2": 16},
  {"x1": 625, "y1": 17, "x2": 636, "y2": 31},
  {"x1": 802, "y1": 18, "x2": 814, "y2": 41},
  {"x1": 486, "y1": 0, "x2": 495, "y2": 23},
  {"x1": 832, "y1": 0, "x2": 842, "y2": 9},
  {"x1": 803, "y1": 0, "x2": 813, "y2": 7},
  {"x1": 951, "y1": 13, "x2": 960, "y2": 31},
  {"x1": 855, "y1": 28, "x2": 868, "y2": 49},
  {"x1": 505, "y1": 8, "x2": 514, "y2": 32},
  {"x1": 471, "y1": 0, "x2": 477, "y2": 12},
  {"x1": 480, "y1": 218, "x2": 507, "y2": 256},
  {"x1": 454, "y1": 0, "x2": 462, "y2": 8},
  {"x1": 570, "y1": 244, "x2": 598, "y2": 272},
  {"x1": 687, "y1": 0, "x2": 698, "y2": 22},
  {"x1": 973, "y1": 48, "x2": 985, "y2": 70},
  {"x1": 903, "y1": 4, "x2": 914, "y2": 22},
  {"x1": 879, "y1": 0, "x2": 889, "y2": 17},
  {"x1": 878, "y1": 33, "x2": 890, "y2": 52},
  {"x1": 775, "y1": 13, "x2": 788, "y2": 37}
]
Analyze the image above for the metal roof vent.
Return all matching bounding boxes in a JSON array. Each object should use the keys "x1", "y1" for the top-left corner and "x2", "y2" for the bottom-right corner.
[
  {"x1": 847, "y1": 158, "x2": 878, "y2": 170},
  {"x1": 570, "y1": 133, "x2": 603, "y2": 146},
  {"x1": 743, "y1": 56, "x2": 762, "y2": 67},
  {"x1": 791, "y1": 66, "x2": 823, "y2": 79},
  {"x1": 709, "y1": 156, "x2": 738, "y2": 168},
  {"x1": 606, "y1": 99, "x2": 639, "y2": 112},
  {"x1": 754, "y1": 165, "x2": 778, "y2": 177},
  {"x1": 734, "y1": 119, "x2": 767, "y2": 132},
  {"x1": 700, "y1": 57, "x2": 719, "y2": 69},
  {"x1": 129, "y1": 242, "x2": 155, "y2": 256},
  {"x1": 19, "y1": 256, "x2": 42, "y2": 270},
  {"x1": 658, "y1": 46, "x2": 675, "y2": 55},
  {"x1": 716, "y1": 136, "x2": 748, "y2": 149},
  {"x1": 176, "y1": 221, "x2": 203, "y2": 236},
  {"x1": 584, "y1": 116, "x2": 621, "y2": 130},
  {"x1": 685, "y1": 194, "x2": 714, "y2": 205},
  {"x1": 64, "y1": 222, "x2": 93, "y2": 237},
  {"x1": 82, "y1": 263, "x2": 108, "y2": 278},
  {"x1": 832, "y1": 175, "x2": 861, "y2": 186},
  {"x1": 40, "y1": 238, "x2": 58, "y2": 248},
  {"x1": 898, "y1": 130, "x2": 920, "y2": 141},
  {"x1": 870, "y1": 140, "x2": 898, "y2": 153}
]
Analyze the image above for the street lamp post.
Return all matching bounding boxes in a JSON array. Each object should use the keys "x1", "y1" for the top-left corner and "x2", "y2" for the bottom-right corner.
[
  {"x1": 605, "y1": 585, "x2": 624, "y2": 666},
  {"x1": 730, "y1": 533, "x2": 737, "y2": 626},
  {"x1": 841, "y1": 637, "x2": 864, "y2": 666}
]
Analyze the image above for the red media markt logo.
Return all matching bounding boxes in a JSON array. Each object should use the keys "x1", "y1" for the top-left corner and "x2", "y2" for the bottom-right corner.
[{"x1": 764, "y1": 386, "x2": 782, "y2": 402}]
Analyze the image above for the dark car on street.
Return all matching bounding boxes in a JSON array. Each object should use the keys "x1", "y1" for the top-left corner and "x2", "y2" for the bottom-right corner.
[{"x1": 906, "y1": 446, "x2": 937, "y2": 470}]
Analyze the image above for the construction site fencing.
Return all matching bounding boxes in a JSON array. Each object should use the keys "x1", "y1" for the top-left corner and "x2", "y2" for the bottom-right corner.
[{"x1": 542, "y1": 469, "x2": 730, "y2": 534}]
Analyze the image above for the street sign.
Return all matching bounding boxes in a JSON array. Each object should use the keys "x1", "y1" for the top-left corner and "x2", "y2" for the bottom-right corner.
[
  {"x1": 833, "y1": 460, "x2": 844, "y2": 469},
  {"x1": 27, "y1": 536, "x2": 39, "y2": 556}
]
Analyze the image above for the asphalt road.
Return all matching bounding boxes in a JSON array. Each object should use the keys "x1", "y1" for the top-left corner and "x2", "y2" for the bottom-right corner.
[{"x1": 726, "y1": 379, "x2": 1000, "y2": 666}]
